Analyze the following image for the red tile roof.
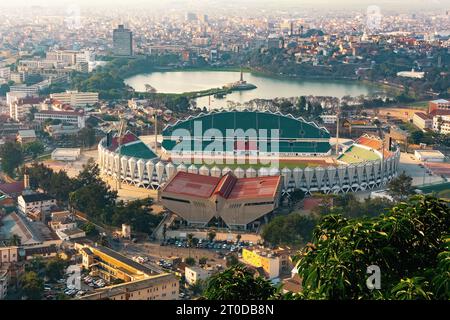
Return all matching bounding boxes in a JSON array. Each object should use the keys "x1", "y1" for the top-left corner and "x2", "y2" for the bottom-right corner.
[
  {"x1": 414, "y1": 112, "x2": 432, "y2": 120},
  {"x1": 228, "y1": 176, "x2": 281, "y2": 200},
  {"x1": 0, "y1": 181, "x2": 24, "y2": 196},
  {"x1": 429, "y1": 109, "x2": 450, "y2": 117},
  {"x1": 163, "y1": 171, "x2": 221, "y2": 199},
  {"x1": 108, "y1": 132, "x2": 139, "y2": 152},
  {"x1": 163, "y1": 171, "x2": 281, "y2": 200}
]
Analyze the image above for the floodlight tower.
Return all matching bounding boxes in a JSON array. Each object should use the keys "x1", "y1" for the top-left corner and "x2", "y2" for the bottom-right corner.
[{"x1": 116, "y1": 113, "x2": 127, "y2": 190}]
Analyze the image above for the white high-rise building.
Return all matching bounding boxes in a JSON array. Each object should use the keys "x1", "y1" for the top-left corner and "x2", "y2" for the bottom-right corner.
[{"x1": 50, "y1": 90, "x2": 99, "y2": 107}]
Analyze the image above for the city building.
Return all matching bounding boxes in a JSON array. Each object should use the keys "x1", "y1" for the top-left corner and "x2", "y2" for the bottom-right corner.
[
  {"x1": 0, "y1": 245, "x2": 19, "y2": 264},
  {"x1": 241, "y1": 247, "x2": 293, "y2": 279},
  {"x1": 46, "y1": 50, "x2": 78, "y2": 65},
  {"x1": 432, "y1": 113, "x2": 450, "y2": 135},
  {"x1": 55, "y1": 228, "x2": 86, "y2": 241},
  {"x1": 320, "y1": 114, "x2": 338, "y2": 124},
  {"x1": 414, "y1": 150, "x2": 445, "y2": 163},
  {"x1": 184, "y1": 266, "x2": 211, "y2": 285},
  {"x1": 113, "y1": 25, "x2": 133, "y2": 57},
  {"x1": 17, "y1": 193, "x2": 57, "y2": 216},
  {"x1": 9, "y1": 97, "x2": 43, "y2": 121},
  {"x1": 160, "y1": 171, "x2": 282, "y2": 230},
  {"x1": 50, "y1": 91, "x2": 99, "y2": 107},
  {"x1": 34, "y1": 110, "x2": 86, "y2": 128},
  {"x1": 76, "y1": 243, "x2": 178, "y2": 300},
  {"x1": 396, "y1": 69, "x2": 425, "y2": 79},
  {"x1": 51, "y1": 148, "x2": 81, "y2": 161},
  {"x1": 0, "y1": 67, "x2": 11, "y2": 81},
  {"x1": 428, "y1": 99, "x2": 450, "y2": 114},
  {"x1": 16, "y1": 129, "x2": 36, "y2": 144},
  {"x1": 413, "y1": 112, "x2": 433, "y2": 131},
  {"x1": 78, "y1": 275, "x2": 179, "y2": 300}
]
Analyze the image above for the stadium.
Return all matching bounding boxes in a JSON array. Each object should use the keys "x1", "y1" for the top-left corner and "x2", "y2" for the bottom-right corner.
[{"x1": 98, "y1": 109, "x2": 401, "y2": 194}]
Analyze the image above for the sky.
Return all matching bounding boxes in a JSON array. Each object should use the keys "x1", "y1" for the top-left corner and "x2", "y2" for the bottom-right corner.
[{"x1": 1, "y1": 0, "x2": 449, "y2": 9}]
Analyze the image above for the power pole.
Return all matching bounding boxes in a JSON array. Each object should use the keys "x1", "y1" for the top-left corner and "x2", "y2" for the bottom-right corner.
[
  {"x1": 335, "y1": 103, "x2": 340, "y2": 155},
  {"x1": 116, "y1": 114, "x2": 126, "y2": 190},
  {"x1": 154, "y1": 113, "x2": 158, "y2": 155}
]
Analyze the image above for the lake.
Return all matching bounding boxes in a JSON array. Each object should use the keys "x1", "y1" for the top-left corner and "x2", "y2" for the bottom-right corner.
[{"x1": 125, "y1": 70, "x2": 387, "y2": 109}]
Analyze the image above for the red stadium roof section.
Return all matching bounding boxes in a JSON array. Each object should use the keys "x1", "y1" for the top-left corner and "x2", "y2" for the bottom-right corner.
[
  {"x1": 163, "y1": 171, "x2": 221, "y2": 199},
  {"x1": 227, "y1": 175, "x2": 281, "y2": 200},
  {"x1": 108, "y1": 132, "x2": 139, "y2": 152},
  {"x1": 356, "y1": 134, "x2": 393, "y2": 159},
  {"x1": 213, "y1": 173, "x2": 237, "y2": 198},
  {"x1": 163, "y1": 171, "x2": 281, "y2": 200}
]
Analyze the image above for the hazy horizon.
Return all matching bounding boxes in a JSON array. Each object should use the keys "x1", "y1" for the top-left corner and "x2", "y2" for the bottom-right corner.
[{"x1": 0, "y1": 0, "x2": 449, "y2": 11}]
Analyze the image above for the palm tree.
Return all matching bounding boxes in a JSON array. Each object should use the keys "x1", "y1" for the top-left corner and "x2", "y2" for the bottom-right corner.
[
  {"x1": 207, "y1": 230, "x2": 216, "y2": 243},
  {"x1": 9, "y1": 234, "x2": 21, "y2": 246}
]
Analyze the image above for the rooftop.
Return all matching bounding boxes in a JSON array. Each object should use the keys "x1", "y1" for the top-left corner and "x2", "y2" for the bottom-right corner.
[
  {"x1": 77, "y1": 274, "x2": 177, "y2": 300},
  {"x1": 431, "y1": 99, "x2": 449, "y2": 104},
  {"x1": 163, "y1": 171, "x2": 221, "y2": 199},
  {"x1": 20, "y1": 193, "x2": 55, "y2": 203},
  {"x1": 163, "y1": 171, "x2": 281, "y2": 200},
  {"x1": 17, "y1": 129, "x2": 36, "y2": 138}
]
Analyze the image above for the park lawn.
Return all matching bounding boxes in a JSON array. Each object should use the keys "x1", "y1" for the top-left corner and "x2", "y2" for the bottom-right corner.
[{"x1": 407, "y1": 101, "x2": 429, "y2": 110}]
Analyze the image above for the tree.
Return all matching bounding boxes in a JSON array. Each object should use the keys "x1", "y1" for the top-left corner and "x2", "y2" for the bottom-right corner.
[
  {"x1": 82, "y1": 222, "x2": 99, "y2": 237},
  {"x1": 225, "y1": 254, "x2": 239, "y2": 267},
  {"x1": 387, "y1": 172, "x2": 414, "y2": 201},
  {"x1": 261, "y1": 213, "x2": 316, "y2": 247},
  {"x1": 185, "y1": 257, "x2": 196, "y2": 266},
  {"x1": 199, "y1": 257, "x2": 208, "y2": 266},
  {"x1": 111, "y1": 198, "x2": 161, "y2": 234},
  {"x1": 9, "y1": 234, "x2": 21, "y2": 246},
  {"x1": 294, "y1": 195, "x2": 450, "y2": 300},
  {"x1": 207, "y1": 230, "x2": 216, "y2": 242},
  {"x1": 409, "y1": 130, "x2": 424, "y2": 144},
  {"x1": 297, "y1": 96, "x2": 307, "y2": 114},
  {"x1": 20, "y1": 271, "x2": 44, "y2": 300},
  {"x1": 162, "y1": 224, "x2": 167, "y2": 241},
  {"x1": 70, "y1": 158, "x2": 117, "y2": 223},
  {"x1": 45, "y1": 257, "x2": 66, "y2": 282},
  {"x1": 23, "y1": 141, "x2": 45, "y2": 159},
  {"x1": 203, "y1": 265, "x2": 276, "y2": 300},
  {"x1": 0, "y1": 141, "x2": 24, "y2": 177},
  {"x1": 190, "y1": 280, "x2": 205, "y2": 296},
  {"x1": 78, "y1": 127, "x2": 96, "y2": 148},
  {"x1": 289, "y1": 188, "x2": 305, "y2": 206}
]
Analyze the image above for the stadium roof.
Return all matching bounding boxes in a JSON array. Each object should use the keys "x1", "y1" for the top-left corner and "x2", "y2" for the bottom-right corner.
[
  {"x1": 162, "y1": 110, "x2": 330, "y2": 140},
  {"x1": 162, "y1": 171, "x2": 281, "y2": 200},
  {"x1": 108, "y1": 132, "x2": 157, "y2": 160},
  {"x1": 161, "y1": 110, "x2": 331, "y2": 154}
]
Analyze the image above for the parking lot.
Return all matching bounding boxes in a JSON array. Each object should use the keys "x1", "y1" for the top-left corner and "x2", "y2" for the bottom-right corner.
[{"x1": 42, "y1": 265, "x2": 109, "y2": 300}]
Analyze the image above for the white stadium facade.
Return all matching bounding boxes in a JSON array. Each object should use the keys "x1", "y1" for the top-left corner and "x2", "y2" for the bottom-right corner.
[{"x1": 97, "y1": 110, "x2": 401, "y2": 194}]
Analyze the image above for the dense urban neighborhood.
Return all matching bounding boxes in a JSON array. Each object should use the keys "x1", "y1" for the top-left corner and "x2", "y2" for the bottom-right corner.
[{"x1": 0, "y1": 0, "x2": 449, "y2": 306}]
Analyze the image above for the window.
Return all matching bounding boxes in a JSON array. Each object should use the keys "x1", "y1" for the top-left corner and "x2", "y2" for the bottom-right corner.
[
  {"x1": 244, "y1": 201, "x2": 274, "y2": 206},
  {"x1": 161, "y1": 196, "x2": 190, "y2": 204}
]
